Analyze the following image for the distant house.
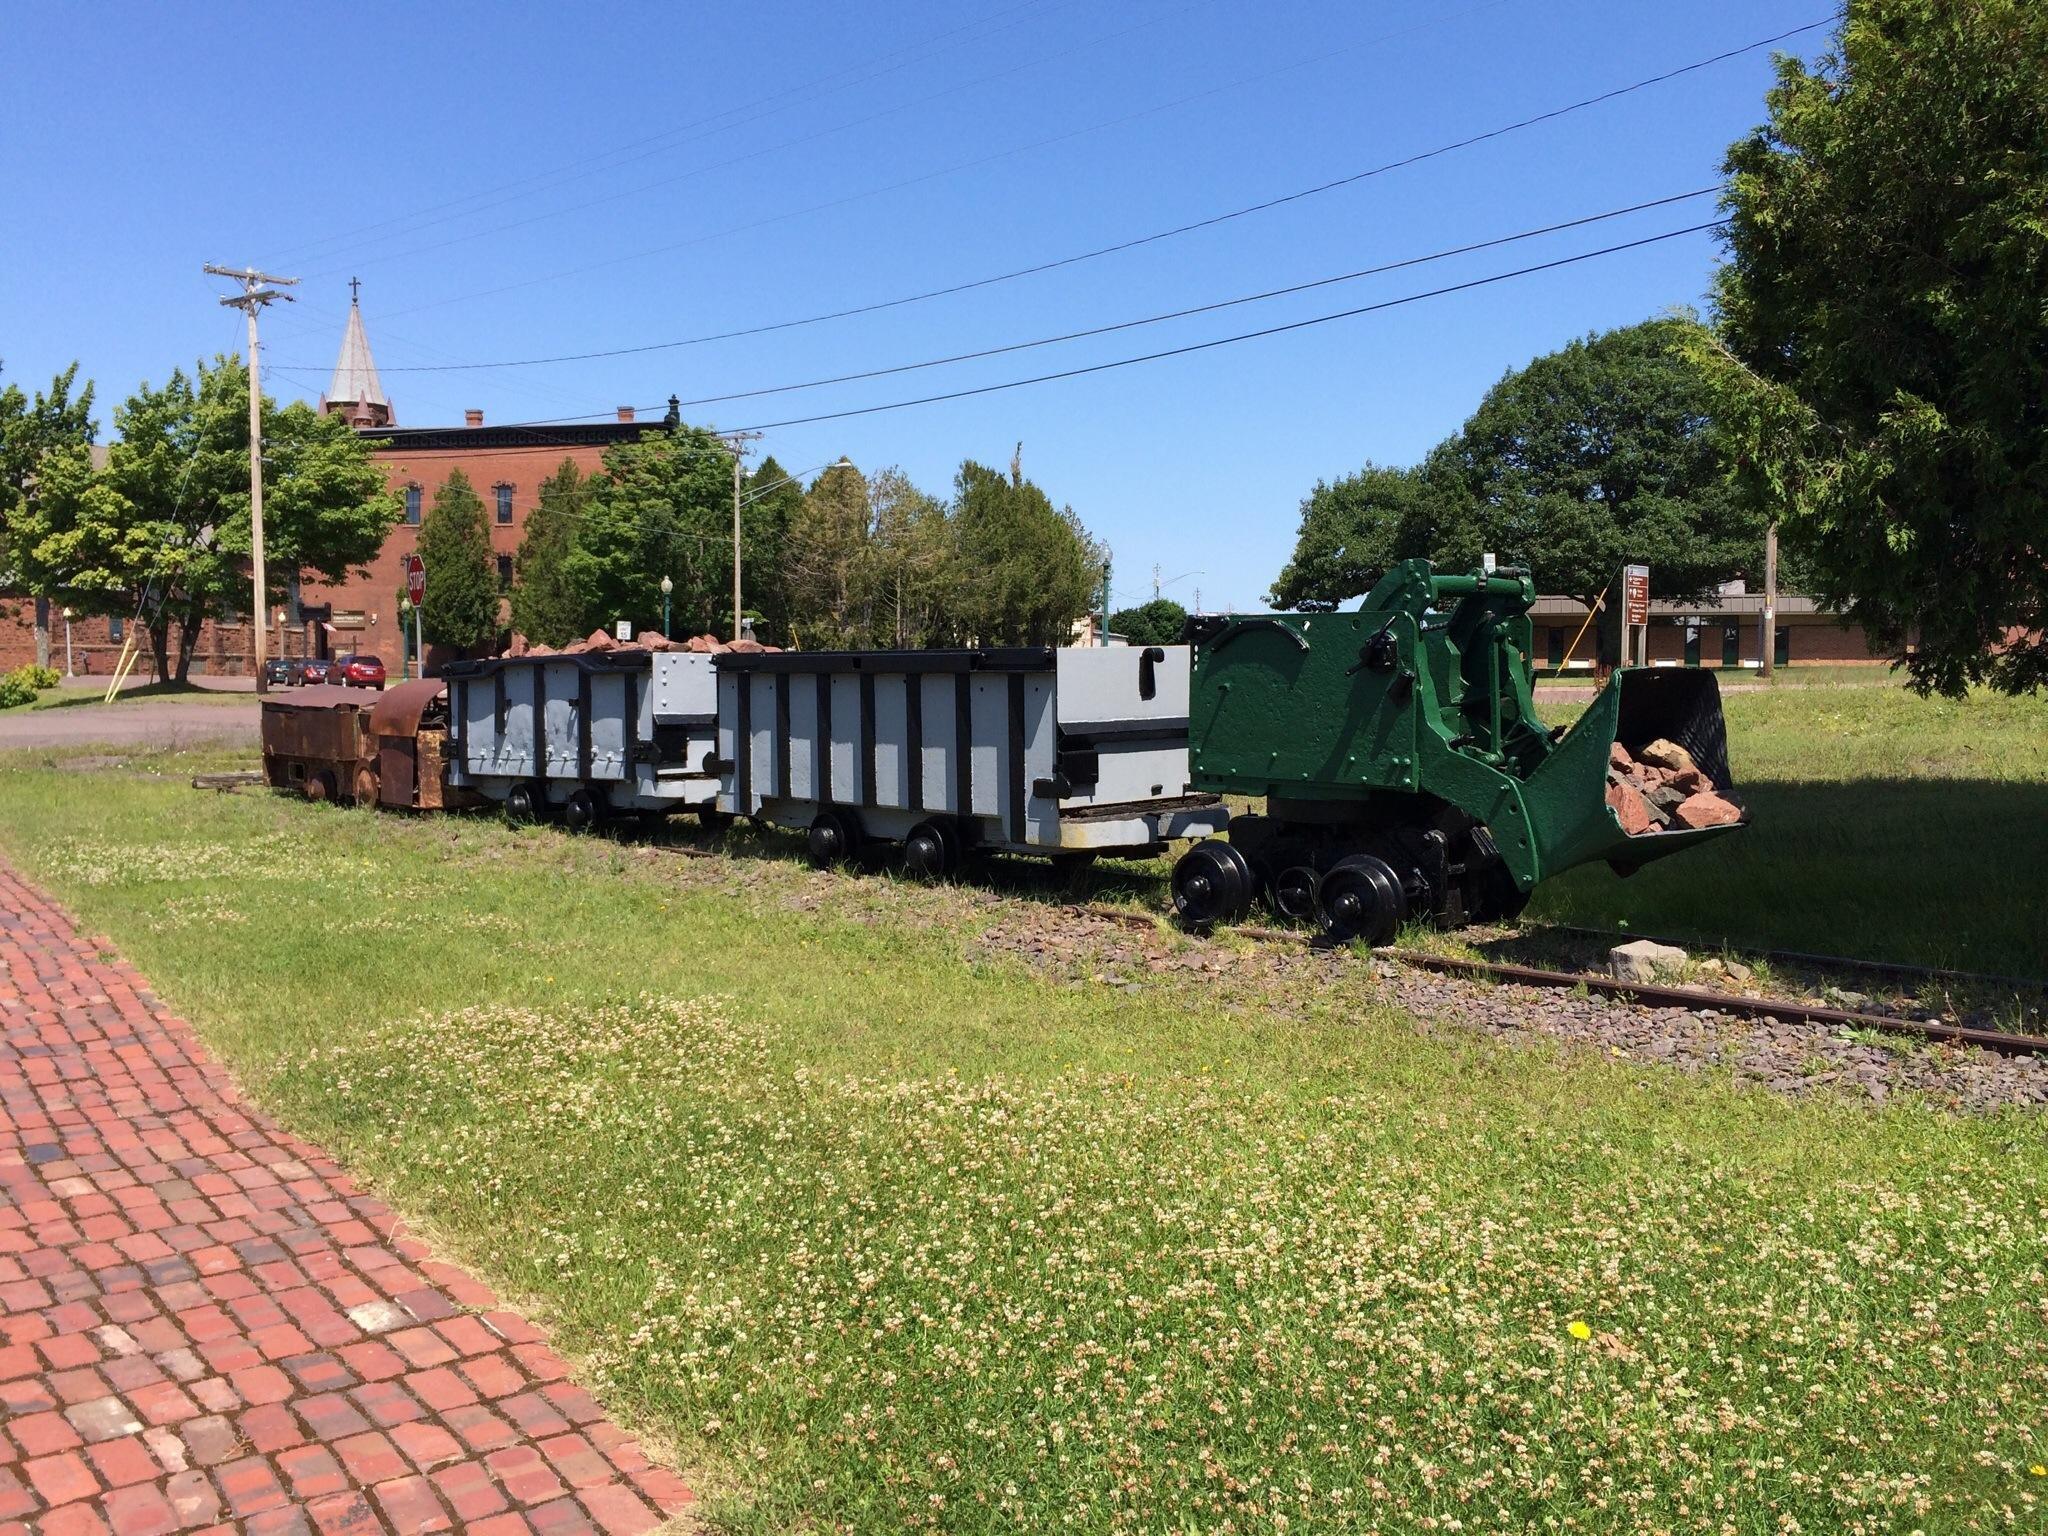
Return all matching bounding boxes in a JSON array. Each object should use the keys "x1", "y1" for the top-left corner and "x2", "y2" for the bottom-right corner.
[{"x1": 1528, "y1": 581, "x2": 1890, "y2": 671}]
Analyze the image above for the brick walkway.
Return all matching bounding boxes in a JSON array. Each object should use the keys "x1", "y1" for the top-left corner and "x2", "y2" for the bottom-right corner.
[{"x1": 0, "y1": 863, "x2": 695, "y2": 1534}]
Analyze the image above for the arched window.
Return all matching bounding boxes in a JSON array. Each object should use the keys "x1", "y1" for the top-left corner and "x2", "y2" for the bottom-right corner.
[
  {"x1": 404, "y1": 483, "x2": 422, "y2": 525},
  {"x1": 495, "y1": 483, "x2": 515, "y2": 524}
]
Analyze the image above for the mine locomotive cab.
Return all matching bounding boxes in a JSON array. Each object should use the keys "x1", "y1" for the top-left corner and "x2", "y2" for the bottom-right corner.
[{"x1": 1173, "y1": 559, "x2": 1745, "y2": 941}]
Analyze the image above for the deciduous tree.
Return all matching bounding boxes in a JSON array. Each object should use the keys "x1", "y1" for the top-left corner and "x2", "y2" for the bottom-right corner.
[
  {"x1": 1698, "y1": 0, "x2": 2048, "y2": 694},
  {"x1": 0, "y1": 361, "x2": 96, "y2": 668},
  {"x1": 864, "y1": 466, "x2": 955, "y2": 648},
  {"x1": 1268, "y1": 462, "x2": 1445, "y2": 610},
  {"x1": 784, "y1": 460, "x2": 871, "y2": 648},
  {"x1": 1109, "y1": 598, "x2": 1189, "y2": 647},
  {"x1": 570, "y1": 426, "x2": 732, "y2": 637}
]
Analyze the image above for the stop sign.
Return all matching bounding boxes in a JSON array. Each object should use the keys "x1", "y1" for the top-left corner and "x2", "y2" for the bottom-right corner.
[{"x1": 404, "y1": 553, "x2": 425, "y2": 605}]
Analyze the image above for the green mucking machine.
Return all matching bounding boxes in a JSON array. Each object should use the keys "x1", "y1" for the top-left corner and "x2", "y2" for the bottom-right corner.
[{"x1": 1172, "y1": 558, "x2": 1746, "y2": 942}]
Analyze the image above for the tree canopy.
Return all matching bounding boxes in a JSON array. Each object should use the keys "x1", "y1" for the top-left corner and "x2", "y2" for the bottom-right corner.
[
  {"x1": 567, "y1": 426, "x2": 733, "y2": 637},
  {"x1": 509, "y1": 459, "x2": 587, "y2": 648},
  {"x1": 1109, "y1": 598, "x2": 1189, "y2": 647},
  {"x1": 416, "y1": 468, "x2": 498, "y2": 655},
  {"x1": 12, "y1": 356, "x2": 393, "y2": 679},
  {"x1": 951, "y1": 459, "x2": 1104, "y2": 647},
  {"x1": 0, "y1": 362, "x2": 97, "y2": 665},
  {"x1": 1271, "y1": 319, "x2": 1765, "y2": 660},
  {"x1": 1698, "y1": 0, "x2": 2048, "y2": 694}
]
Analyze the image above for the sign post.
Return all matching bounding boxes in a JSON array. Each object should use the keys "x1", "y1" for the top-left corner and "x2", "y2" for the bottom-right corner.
[
  {"x1": 1622, "y1": 563, "x2": 1651, "y2": 668},
  {"x1": 404, "y1": 554, "x2": 426, "y2": 679}
]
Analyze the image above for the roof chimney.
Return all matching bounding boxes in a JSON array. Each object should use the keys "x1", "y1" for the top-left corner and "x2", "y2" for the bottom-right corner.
[
  {"x1": 465, "y1": 409, "x2": 484, "y2": 427},
  {"x1": 616, "y1": 406, "x2": 635, "y2": 423}
]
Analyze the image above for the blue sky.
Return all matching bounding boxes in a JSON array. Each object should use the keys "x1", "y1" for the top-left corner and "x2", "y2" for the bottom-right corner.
[{"x1": 3, "y1": 0, "x2": 1825, "y2": 613}]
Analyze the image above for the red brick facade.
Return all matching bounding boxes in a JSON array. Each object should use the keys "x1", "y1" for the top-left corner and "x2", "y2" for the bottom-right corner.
[{"x1": 296, "y1": 412, "x2": 664, "y2": 672}]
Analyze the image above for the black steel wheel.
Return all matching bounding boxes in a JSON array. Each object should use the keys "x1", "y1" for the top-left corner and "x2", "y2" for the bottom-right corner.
[
  {"x1": 903, "y1": 819, "x2": 960, "y2": 881},
  {"x1": 697, "y1": 806, "x2": 735, "y2": 833},
  {"x1": 505, "y1": 781, "x2": 545, "y2": 824},
  {"x1": 562, "y1": 787, "x2": 601, "y2": 833},
  {"x1": 1271, "y1": 864, "x2": 1320, "y2": 923},
  {"x1": 807, "y1": 809, "x2": 858, "y2": 868},
  {"x1": 1467, "y1": 863, "x2": 1531, "y2": 926},
  {"x1": 1171, "y1": 840, "x2": 1255, "y2": 928},
  {"x1": 1317, "y1": 854, "x2": 1406, "y2": 945}
]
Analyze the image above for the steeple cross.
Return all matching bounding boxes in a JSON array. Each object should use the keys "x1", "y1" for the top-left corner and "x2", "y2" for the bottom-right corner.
[{"x1": 348, "y1": 276, "x2": 361, "y2": 304}]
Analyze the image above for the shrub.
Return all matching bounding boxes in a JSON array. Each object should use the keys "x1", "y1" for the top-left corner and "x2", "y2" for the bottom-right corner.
[{"x1": 0, "y1": 663, "x2": 62, "y2": 707}]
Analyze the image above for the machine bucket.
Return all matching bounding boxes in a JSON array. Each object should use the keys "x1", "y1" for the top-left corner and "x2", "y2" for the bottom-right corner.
[{"x1": 1520, "y1": 668, "x2": 1746, "y2": 884}]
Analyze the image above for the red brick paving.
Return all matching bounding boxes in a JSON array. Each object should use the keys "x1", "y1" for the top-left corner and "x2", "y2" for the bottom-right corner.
[{"x1": 0, "y1": 863, "x2": 694, "y2": 1534}]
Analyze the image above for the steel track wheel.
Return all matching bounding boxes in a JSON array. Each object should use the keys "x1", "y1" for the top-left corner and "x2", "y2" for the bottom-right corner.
[
  {"x1": 1271, "y1": 864, "x2": 1320, "y2": 923},
  {"x1": 302, "y1": 770, "x2": 337, "y2": 804},
  {"x1": 697, "y1": 806, "x2": 735, "y2": 833},
  {"x1": 562, "y1": 787, "x2": 601, "y2": 833},
  {"x1": 1467, "y1": 863, "x2": 1532, "y2": 926},
  {"x1": 807, "y1": 808, "x2": 857, "y2": 868},
  {"x1": 903, "y1": 819, "x2": 959, "y2": 881},
  {"x1": 1171, "y1": 840, "x2": 1255, "y2": 928},
  {"x1": 1317, "y1": 854, "x2": 1406, "y2": 945},
  {"x1": 505, "y1": 781, "x2": 545, "y2": 824},
  {"x1": 352, "y1": 766, "x2": 379, "y2": 806}
]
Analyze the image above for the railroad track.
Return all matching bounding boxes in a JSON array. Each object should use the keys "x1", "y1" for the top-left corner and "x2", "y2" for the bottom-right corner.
[{"x1": 1070, "y1": 903, "x2": 2048, "y2": 1058}]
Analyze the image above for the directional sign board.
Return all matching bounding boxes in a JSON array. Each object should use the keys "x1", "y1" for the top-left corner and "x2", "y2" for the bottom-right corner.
[
  {"x1": 1622, "y1": 564, "x2": 1650, "y2": 626},
  {"x1": 404, "y1": 553, "x2": 426, "y2": 605}
]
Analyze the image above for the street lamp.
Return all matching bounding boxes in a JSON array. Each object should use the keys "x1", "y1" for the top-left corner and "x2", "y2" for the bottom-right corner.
[
  {"x1": 660, "y1": 573, "x2": 673, "y2": 637},
  {"x1": 61, "y1": 608, "x2": 73, "y2": 677},
  {"x1": 398, "y1": 595, "x2": 414, "y2": 681}
]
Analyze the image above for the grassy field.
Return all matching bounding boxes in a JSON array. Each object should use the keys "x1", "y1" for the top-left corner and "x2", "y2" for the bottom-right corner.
[
  {"x1": 2, "y1": 744, "x2": 2046, "y2": 1534},
  {"x1": 1528, "y1": 678, "x2": 2048, "y2": 978},
  {"x1": 0, "y1": 679, "x2": 255, "y2": 714}
]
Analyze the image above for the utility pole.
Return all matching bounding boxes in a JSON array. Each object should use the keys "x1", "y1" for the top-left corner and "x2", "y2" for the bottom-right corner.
[
  {"x1": 1761, "y1": 520, "x2": 1779, "y2": 680},
  {"x1": 1153, "y1": 563, "x2": 1162, "y2": 600},
  {"x1": 205, "y1": 264, "x2": 297, "y2": 692},
  {"x1": 724, "y1": 430, "x2": 761, "y2": 641}
]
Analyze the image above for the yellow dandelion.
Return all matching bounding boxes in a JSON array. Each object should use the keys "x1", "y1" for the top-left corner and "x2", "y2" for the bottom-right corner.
[
  {"x1": 2031, "y1": 1465, "x2": 2047, "y2": 1478},
  {"x1": 1566, "y1": 1320, "x2": 1592, "y2": 1341}
]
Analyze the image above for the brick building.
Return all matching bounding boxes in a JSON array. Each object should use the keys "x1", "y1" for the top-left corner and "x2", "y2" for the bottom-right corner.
[
  {"x1": 1, "y1": 295, "x2": 669, "y2": 679},
  {"x1": 1529, "y1": 584, "x2": 1890, "y2": 672},
  {"x1": 295, "y1": 294, "x2": 670, "y2": 672}
]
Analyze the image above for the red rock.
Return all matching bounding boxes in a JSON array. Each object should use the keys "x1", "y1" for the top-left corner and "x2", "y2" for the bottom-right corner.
[
  {"x1": 1672, "y1": 791, "x2": 1742, "y2": 829},
  {"x1": 1605, "y1": 780, "x2": 1656, "y2": 836},
  {"x1": 1608, "y1": 741, "x2": 1634, "y2": 771},
  {"x1": 1667, "y1": 765, "x2": 1710, "y2": 795}
]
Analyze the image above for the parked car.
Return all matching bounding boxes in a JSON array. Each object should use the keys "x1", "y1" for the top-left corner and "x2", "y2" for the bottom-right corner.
[
  {"x1": 261, "y1": 656, "x2": 296, "y2": 687},
  {"x1": 334, "y1": 653, "x2": 387, "y2": 689},
  {"x1": 298, "y1": 656, "x2": 337, "y2": 685}
]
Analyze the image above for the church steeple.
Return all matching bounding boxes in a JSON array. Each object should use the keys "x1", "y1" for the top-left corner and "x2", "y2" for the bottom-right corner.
[{"x1": 321, "y1": 279, "x2": 392, "y2": 428}]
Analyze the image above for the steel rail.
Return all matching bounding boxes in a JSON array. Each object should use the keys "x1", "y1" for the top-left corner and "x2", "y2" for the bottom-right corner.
[
  {"x1": 1069, "y1": 904, "x2": 2048, "y2": 1058},
  {"x1": 1525, "y1": 922, "x2": 2046, "y2": 995}
]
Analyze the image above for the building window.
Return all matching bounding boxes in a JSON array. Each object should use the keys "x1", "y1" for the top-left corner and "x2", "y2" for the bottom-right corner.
[
  {"x1": 1722, "y1": 624, "x2": 1740, "y2": 668},
  {"x1": 1545, "y1": 626, "x2": 1564, "y2": 668},
  {"x1": 109, "y1": 615, "x2": 124, "y2": 643},
  {"x1": 405, "y1": 483, "x2": 422, "y2": 525},
  {"x1": 495, "y1": 484, "x2": 514, "y2": 524},
  {"x1": 1774, "y1": 626, "x2": 1791, "y2": 668},
  {"x1": 497, "y1": 554, "x2": 513, "y2": 591}
]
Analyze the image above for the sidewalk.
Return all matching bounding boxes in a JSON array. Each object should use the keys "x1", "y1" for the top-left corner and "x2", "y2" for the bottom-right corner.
[{"x1": 0, "y1": 861, "x2": 694, "y2": 1534}]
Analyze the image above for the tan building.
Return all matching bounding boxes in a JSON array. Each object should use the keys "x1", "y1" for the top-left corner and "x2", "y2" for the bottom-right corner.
[{"x1": 1529, "y1": 584, "x2": 1889, "y2": 672}]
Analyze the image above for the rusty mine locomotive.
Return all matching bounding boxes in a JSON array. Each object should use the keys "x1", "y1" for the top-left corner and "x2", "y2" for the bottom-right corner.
[{"x1": 262, "y1": 561, "x2": 1744, "y2": 941}]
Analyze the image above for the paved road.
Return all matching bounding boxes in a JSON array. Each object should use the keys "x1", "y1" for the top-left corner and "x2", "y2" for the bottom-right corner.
[
  {"x1": 0, "y1": 699, "x2": 260, "y2": 752},
  {"x1": 0, "y1": 859, "x2": 695, "y2": 1533}
]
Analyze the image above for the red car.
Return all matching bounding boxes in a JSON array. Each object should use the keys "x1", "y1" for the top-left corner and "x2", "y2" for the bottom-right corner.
[
  {"x1": 297, "y1": 656, "x2": 336, "y2": 685},
  {"x1": 333, "y1": 653, "x2": 387, "y2": 689}
]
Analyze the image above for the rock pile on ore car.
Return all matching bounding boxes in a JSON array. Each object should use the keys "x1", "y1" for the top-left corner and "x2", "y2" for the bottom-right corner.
[{"x1": 1172, "y1": 559, "x2": 1747, "y2": 943}]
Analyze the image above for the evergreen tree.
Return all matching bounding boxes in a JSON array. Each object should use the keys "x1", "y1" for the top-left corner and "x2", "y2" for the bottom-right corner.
[
  {"x1": 784, "y1": 460, "x2": 871, "y2": 647},
  {"x1": 510, "y1": 459, "x2": 587, "y2": 646},
  {"x1": 416, "y1": 468, "x2": 499, "y2": 655},
  {"x1": 739, "y1": 454, "x2": 805, "y2": 643},
  {"x1": 864, "y1": 466, "x2": 956, "y2": 648},
  {"x1": 951, "y1": 460, "x2": 1102, "y2": 646}
]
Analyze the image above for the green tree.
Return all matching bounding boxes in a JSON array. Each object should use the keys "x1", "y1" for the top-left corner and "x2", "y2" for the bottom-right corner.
[
  {"x1": 0, "y1": 361, "x2": 97, "y2": 668},
  {"x1": 950, "y1": 459, "x2": 1103, "y2": 646},
  {"x1": 569, "y1": 426, "x2": 731, "y2": 637},
  {"x1": 1109, "y1": 598, "x2": 1189, "y2": 646},
  {"x1": 1268, "y1": 462, "x2": 1446, "y2": 609},
  {"x1": 416, "y1": 468, "x2": 498, "y2": 655},
  {"x1": 510, "y1": 459, "x2": 588, "y2": 647},
  {"x1": 739, "y1": 455, "x2": 805, "y2": 643},
  {"x1": 864, "y1": 466, "x2": 956, "y2": 648},
  {"x1": 16, "y1": 356, "x2": 393, "y2": 680},
  {"x1": 1697, "y1": 0, "x2": 2048, "y2": 694},
  {"x1": 784, "y1": 460, "x2": 872, "y2": 647}
]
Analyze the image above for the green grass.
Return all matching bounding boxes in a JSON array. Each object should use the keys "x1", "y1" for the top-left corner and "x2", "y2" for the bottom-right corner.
[
  {"x1": 1535, "y1": 664, "x2": 1900, "y2": 689},
  {"x1": 3, "y1": 749, "x2": 2047, "y2": 1533},
  {"x1": 0, "y1": 680, "x2": 254, "y2": 714},
  {"x1": 1530, "y1": 679, "x2": 2048, "y2": 978}
]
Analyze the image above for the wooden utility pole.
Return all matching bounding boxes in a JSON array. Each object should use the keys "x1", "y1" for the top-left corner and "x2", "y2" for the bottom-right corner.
[
  {"x1": 1761, "y1": 521, "x2": 1779, "y2": 680},
  {"x1": 204, "y1": 264, "x2": 297, "y2": 692}
]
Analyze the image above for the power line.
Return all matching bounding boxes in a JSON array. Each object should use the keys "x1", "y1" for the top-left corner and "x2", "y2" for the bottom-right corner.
[
  {"x1": 296, "y1": 3, "x2": 1191, "y2": 281},
  {"x1": 367, "y1": 0, "x2": 1524, "y2": 324},
  {"x1": 274, "y1": 216, "x2": 1727, "y2": 454},
  {"x1": 256, "y1": 0, "x2": 1066, "y2": 269},
  {"x1": 661, "y1": 188, "x2": 1719, "y2": 411},
  {"x1": 327, "y1": 14, "x2": 1828, "y2": 355}
]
